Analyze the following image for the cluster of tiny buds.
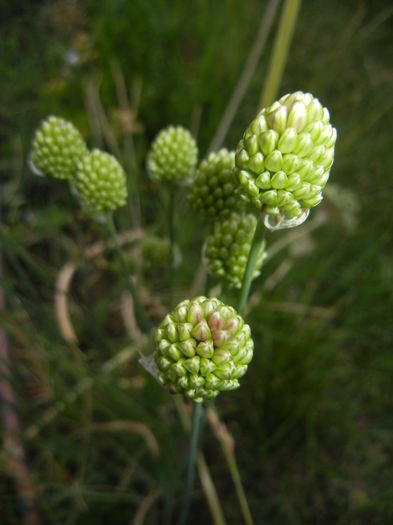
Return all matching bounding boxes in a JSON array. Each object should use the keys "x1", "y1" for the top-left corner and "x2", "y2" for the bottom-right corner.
[{"x1": 154, "y1": 296, "x2": 253, "y2": 402}]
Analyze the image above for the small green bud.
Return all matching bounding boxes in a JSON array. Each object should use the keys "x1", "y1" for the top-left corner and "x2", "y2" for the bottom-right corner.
[
  {"x1": 30, "y1": 116, "x2": 87, "y2": 180},
  {"x1": 74, "y1": 149, "x2": 128, "y2": 213},
  {"x1": 154, "y1": 296, "x2": 254, "y2": 402},
  {"x1": 147, "y1": 126, "x2": 198, "y2": 182}
]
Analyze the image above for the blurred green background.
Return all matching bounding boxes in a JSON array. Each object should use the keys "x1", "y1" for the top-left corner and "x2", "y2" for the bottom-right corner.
[{"x1": 1, "y1": 1, "x2": 393, "y2": 524}]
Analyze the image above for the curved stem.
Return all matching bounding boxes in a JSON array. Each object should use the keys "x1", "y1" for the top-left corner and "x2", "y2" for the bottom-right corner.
[
  {"x1": 177, "y1": 402, "x2": 203, "y2": 525},
  {"x1": 106, "y1": 213, "x2": 151, "y2": 333},
  {"x1": 238, "y1": 217, "x2": 266, "y2": 316},
  {"x1": 168, "y1": 184, "x2": 176, "y2": 308}
]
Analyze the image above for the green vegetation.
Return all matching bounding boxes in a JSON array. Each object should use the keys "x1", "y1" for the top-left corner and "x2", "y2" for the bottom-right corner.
[{"x1": 1, "y1": 1, "x2": 392, "y2": 524}]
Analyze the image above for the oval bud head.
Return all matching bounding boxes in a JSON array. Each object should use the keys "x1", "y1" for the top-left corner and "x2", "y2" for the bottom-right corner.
[
  {"x1": 147, "y1": 125, "x2": 198, "y2": 183},
  {"x1": 75, "y1": 149, "x2": 128, "y2": 213},
  {"x1": 234, "y1": 91, "x2": 337, "y2": 223},
  {"x1": 30, "y1": 115, "x2": 87, "y2": 180}
]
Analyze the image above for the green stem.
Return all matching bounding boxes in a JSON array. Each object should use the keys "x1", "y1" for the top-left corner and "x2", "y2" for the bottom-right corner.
[
  {"x1": 177, "y1": 402, "x2": 202, "y2": 525},
  {"x1": 105, "y1": 212, "x2": 151, "y2": 333},
  {"x1": 238, "y1": 216, "x2": 266, "y2": 316},
  {"x1": 259, "y1": 0, "x2": 302, "y2": 109},
  {"x1": 168, "y1": 184, "x2": 176, "y2": 308}
]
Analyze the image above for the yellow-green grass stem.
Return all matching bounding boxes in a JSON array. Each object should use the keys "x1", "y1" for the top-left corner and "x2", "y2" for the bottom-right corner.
[{"x1": 259, "y1": 0, "x2": 302, "y2": 109}]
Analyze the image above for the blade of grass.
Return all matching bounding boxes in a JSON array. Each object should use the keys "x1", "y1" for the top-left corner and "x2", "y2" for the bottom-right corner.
[{"x1": 259, "y1": 0, "x2": 302, "y2": 109}]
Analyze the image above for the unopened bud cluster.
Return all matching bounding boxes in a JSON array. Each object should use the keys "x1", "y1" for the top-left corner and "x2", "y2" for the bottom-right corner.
[
  {"x1": 235, "y1": 92, "x2": 337, "y2": 218},
  {"x1": 74, "y1": 149, "x2": 128, "y2": 213},
  {"x1": 148, "y1": 126, "x2": 198, "y2": 182},
  {"x1": 188, "y1": 149, "x2": 242, "y2": 219},
  {"x1": 154, "y1": 296, "x2": 253, "y2": 402},
  {"x1": 31, "y1": 116, "x2": 87, "y2": 180},
  {"x1": 204, "y1": 213, "x2": 266, "y2": 288}
]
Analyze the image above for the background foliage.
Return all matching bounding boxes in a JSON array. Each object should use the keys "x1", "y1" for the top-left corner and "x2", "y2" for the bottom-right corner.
[{"x1": 1, "y1": 1, "x2": 393, "y2": 524}]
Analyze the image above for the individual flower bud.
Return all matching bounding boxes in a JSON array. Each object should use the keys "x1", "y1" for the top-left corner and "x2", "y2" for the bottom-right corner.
[
  {"x1": 188, "y1": 149, "x2": 243, "y2": 219},
  {"x1": 30, "y1": 116, "x2": 87, "y2": 180},
  {"x1": 147, "y1": 126, "x2": 198, "y2": 183},
  {"x1": 74, "y1": 149, "x2": 128, "y2": 213},
  {"x1": 154, "y1": 296, "x2": 254, "y2": 402},
  {"x1": 234, "y1": 92, "x2": 337, "y2": 226},
  {"x1": 203, "y1": 213, "x2": 266, "y2": 288}
]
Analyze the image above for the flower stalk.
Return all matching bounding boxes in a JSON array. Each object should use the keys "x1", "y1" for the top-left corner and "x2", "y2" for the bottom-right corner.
[
  {"x1": 177, "y1": 402, "x2": 203, "y2": 525},
  {"x1": 238, "y1": 215, "x2": 266, "y2": 316}
]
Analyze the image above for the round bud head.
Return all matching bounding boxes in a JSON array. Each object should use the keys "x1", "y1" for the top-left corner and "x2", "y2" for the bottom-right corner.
[
  {"x1": 204, "y1": 213, "x2": 266, "y2": 288},
  {"x1": 154, "y1": 296, "x2": 254, "y2": 402},
  {"x1": 188, "y1": 149, "x2": 243, "y2": 219},
  {"x1": 74, "y1": 149, "x2": 128, "y2": 213},
  {"x1": 234, "y1": 92, "x2": 337, "y2": 221},
  {"x1": 147, "y1": 126, "x2": 198, "y2": 182},
  {"x1": 30, "y1": 116, "x2": 87, "y2": 180}
]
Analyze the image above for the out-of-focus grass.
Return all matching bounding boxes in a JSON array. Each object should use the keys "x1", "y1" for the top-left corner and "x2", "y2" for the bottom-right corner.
[{"x1": 1, "y1": 1, "x2": 393, "y2": 524}]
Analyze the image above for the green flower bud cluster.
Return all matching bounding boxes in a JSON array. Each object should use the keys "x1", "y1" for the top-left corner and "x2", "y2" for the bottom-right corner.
[
  {"x1": 203, "y1": 213, "x2": 266, "y2": 288},
  {"x1": 235, "y1": 91, "x2": 337, "y2": 219},
  {"x1": 74, "y1": 149, "x2": 128, "y2": 213},
  {"x1": 147, "y1": 126, "x2": 198, "y2": 182},
  {"x1": 188, "y1": 149, "x2": 242, "y2": 219},
  {"x1": 30, "y1": 116, "x2": 87, "y2": 180},
  {"x1": 154, "y1": 296, "x2": 254, "y2": 402}
]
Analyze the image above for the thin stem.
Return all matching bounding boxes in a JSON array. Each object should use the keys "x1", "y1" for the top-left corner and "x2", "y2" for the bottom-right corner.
[
  {"x1": 105, "y1": 212, "x2": 151, "y2": 333},
  {"x1": 259, "y1": 0, "x2": 302, "y2": 109},
  {"x1": 177, "y1": 402, "x2": 203, "y2": 525},
  {"x1": 168, "y1": 184, "x2": 176, "y2": 308},
  {"x1": 173, "y1": 396, "x2": 227, "y2": 525},
  {"x1": 238, "y1": 216, "x2": 266, "y2": 316}
]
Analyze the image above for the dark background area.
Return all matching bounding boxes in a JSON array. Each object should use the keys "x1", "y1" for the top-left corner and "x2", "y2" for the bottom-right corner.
[{"x1": 1, "y1": 1, "x2": 393, "y2": 524}]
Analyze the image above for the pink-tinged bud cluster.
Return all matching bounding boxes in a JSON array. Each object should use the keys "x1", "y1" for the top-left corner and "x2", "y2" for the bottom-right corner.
[{"x1": 154, "y1": 296, "x2": 254, "y2": 402}]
